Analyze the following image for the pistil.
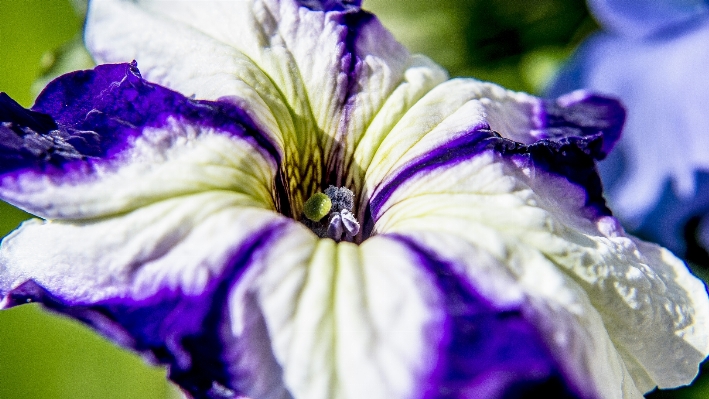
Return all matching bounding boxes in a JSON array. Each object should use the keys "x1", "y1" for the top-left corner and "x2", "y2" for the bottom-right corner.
[{"x1": 302, "y1": 185, "x2": 360, "y2": 242}]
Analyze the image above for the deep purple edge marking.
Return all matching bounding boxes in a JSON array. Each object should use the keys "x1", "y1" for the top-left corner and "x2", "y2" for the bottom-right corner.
[
  {"x1": 367, "y1": 124, "x2": 490, "y2": 219},
  {"x1": 0, "y1": 93, "x2": 56, "y2": 133},
  {"x1": 1, "y1": 221, "x2": 290, "y2": 399},
  {"x1": 0, "y1": 93, "x2": 86, "y2": 173},
  {"x1": 323, "y1": 7, "x2": 376, "y2": 186},
  {"x1": 390, "y1": 234, "x2": 585, "y2": 399},
  {"x1": 538, "y1": 91, "x2": 625, "y2": 157},
  {"x1": 368, "y1": 125, "x2": 612, "y2": 222},
  {"x1": 296, "y1": 0, "x2": 362, "y2": 12},
  {"x1": 0, "y1": 62, "x2": 281, "y2": 178},
  {"x1": 339, "y1": 10, "x2": 376, "y2": 98}
]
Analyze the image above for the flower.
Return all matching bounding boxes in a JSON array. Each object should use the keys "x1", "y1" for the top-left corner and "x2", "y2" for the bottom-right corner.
[
  {"x1": 547, "y1": 0, "x2": 709, "y2": 262},
  {"x1": 1, "y1": 1, "x2": 708, "y2": 398}
]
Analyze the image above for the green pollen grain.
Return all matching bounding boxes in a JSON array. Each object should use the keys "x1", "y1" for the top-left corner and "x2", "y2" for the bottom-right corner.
[{"x1": 303, "y1": 192, "x2": 332, "y2": 222}]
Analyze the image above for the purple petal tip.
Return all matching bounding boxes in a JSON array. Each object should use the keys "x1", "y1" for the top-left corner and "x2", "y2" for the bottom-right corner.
[
  {"x1": 297, "y1": 0, "x2": 361, "y2": 12},
  {"x1": 542, "y1": 90, "x2": 626, "y2": 158}
]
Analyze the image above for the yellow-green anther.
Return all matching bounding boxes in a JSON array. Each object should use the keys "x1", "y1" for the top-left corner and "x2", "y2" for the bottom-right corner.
[{"x1": 303, "y1": 192, "x2": 332, "y2": 222}]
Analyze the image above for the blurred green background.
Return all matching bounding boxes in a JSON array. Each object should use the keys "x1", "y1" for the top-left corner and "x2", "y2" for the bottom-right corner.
[
  {"x1": 0, "y1": 0, "x2": 707, "y2": 397},
  {"x1": 0, "y1": 1, "x2": 176, "y2": 398}
]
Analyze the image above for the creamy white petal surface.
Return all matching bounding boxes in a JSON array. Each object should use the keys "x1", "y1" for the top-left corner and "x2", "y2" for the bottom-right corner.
[
  {"x1": 86, "y1": 0, "x2": 443, "y2": 207},
  {"x1": 371, "y1": 144, "x2": 709, "y2": 394}
]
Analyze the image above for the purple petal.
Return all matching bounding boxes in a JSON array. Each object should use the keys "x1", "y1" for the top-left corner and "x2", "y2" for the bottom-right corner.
[
  {"x1": 548, "y1": 18, "x2": 709, "y2": 257},
  {"x1": 296, "y1": 0, "x2": 361, "y2": 12},
  {"x1": 369, "y1": 125, "x2": 611, "y2": 223},
  {"x1": 32, "y1": 61, "x2": 280, "y2": 165},
  {"x1": 1, "y1": 221, "x2": 293, "y2": 399},
  {"x1": 391, "y1": 235, "x2": 585, "y2": 399},
  {"x1": 0, "y1": 62, "x2": 285, "y2": 220},
  {"x1": 588, "y1": 0, "x2": 709, "y2": 38}
]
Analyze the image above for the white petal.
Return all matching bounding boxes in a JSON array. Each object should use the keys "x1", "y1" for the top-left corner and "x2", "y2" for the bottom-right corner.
[
  {"x1": 394, "y1": 230, "x2": 644, "y2": 399},
  {"x1": 1, "y1": 121, "x2": 277, "y2": 219},
  {"x1": 360, "y1": 78, "x2": 621, "y2": 218},
  {"x1": 373, "y1": 147, "x2": 709, "y2": 393},
  {"x1": 0, "y1": 192, "x2": 282, "y2": 304},
  {"x1": 231, "y1": 234, "x2": 445, "y2": 399},
  {"x1": 86, "y1": 0, "x2": 437, "y2": 198}
]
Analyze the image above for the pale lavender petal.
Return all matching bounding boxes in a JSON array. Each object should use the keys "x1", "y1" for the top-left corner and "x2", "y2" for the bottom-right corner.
[
  {"x1": 588, "y1": 0, "x2": 709, "y2": 38},
  {"x1": 549, "y1": 19, "x2": 709, "y2": 257}
]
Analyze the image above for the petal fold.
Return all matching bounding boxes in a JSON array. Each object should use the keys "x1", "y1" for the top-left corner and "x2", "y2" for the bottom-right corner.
[
  {"x1": 85, "y1": 0, "x2": 436, "y2": 206},
  {"x1": 0, "y1": 62, "x2": 280, "y2": 219},
  {"x1": 360, "y1": 79, "x2": 623, "y2": 222},
  {"x1": 0, "y1": 215, "x2": 296, "y2": 399},
  {"x1": 369, "y1": 112, "x2": 709, "y2": 394}
]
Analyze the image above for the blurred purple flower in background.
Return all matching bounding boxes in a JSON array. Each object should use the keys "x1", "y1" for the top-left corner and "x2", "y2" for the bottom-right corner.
[{"x1": 548, "y1": 0, "x2": 709, "y2": 263}]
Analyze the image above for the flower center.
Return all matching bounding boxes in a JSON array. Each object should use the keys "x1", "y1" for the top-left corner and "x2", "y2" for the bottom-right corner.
[{"x1": 301, "y1": 185, "x2": 361, "y2": 242}]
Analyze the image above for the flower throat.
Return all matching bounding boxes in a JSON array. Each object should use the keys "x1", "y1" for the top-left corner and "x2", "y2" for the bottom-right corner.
[{"x1": 301, "y1": 186, "x2": 360, "y2": 242}]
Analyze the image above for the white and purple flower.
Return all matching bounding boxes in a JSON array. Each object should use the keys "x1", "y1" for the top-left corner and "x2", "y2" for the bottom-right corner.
[
  {"x1": 1, "y1": 1, "x2": 708, "y2": 398},
  {"x1": 548, "y1": 0, "x2": 709, "y2": 260}
]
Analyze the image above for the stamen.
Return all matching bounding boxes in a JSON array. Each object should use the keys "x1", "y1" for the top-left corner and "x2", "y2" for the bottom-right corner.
[
  {"x1": 340, "y1": 209, "x2": 360, "y2": 236},
  {"x1": 327, "y1": 212, "x2": 344, "y2": 240},
  {"x1": 302, "y1": 185, "x2": 361, "y2": 242},
  {"x1": 324, "y1": 185, "x2": 354, "y2": 213},
  {"x1": 326, "y1": 209, "x2": 360, "y2": 242}
]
